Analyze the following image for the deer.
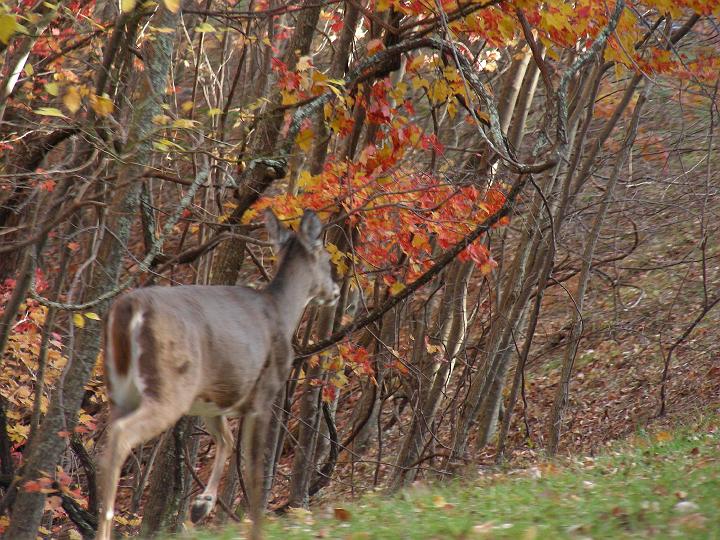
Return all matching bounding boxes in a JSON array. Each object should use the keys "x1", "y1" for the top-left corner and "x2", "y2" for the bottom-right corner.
[{"x1": 96, "y1": 209, "x2": 340, "y2": 540}]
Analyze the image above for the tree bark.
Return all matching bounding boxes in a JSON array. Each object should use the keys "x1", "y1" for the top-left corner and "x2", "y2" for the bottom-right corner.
[
  {"x1": 140, "y1": 417, "x2": 196, "y2": 536},
  {"x1": 546, "y1": 86, "x2": 648, "y2": 455},
  {"x1": 5, "y1": 6, "x2": 179, "y2": 538}
]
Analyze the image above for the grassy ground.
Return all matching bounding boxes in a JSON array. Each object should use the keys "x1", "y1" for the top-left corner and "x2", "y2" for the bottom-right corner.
[{"x1": 187, "y1": 418, "x2": 719, "y2": 539}]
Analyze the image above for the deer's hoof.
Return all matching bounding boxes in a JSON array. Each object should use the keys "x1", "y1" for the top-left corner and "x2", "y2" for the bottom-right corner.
[{"x1": 190, "y1": 494, "x2": 215, "y2": 523}]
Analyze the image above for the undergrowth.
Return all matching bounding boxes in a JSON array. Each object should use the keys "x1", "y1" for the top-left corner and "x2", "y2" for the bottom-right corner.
[{"x1": 184, "y1": 416, "x2": 719, "y2": 539}]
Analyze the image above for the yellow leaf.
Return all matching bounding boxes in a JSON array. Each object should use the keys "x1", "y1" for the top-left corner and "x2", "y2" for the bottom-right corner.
[
  {"x1": 72, "y1": 313, "x2": 85, "y2": 328},
  {"x1": 296, "y1": 170, "x2": 314, "y2": 189},
  {"x1": 497, "y1": 15, "x2": 516, "y2": 41},
  {"x1": 389, "y1": 81, "x2": 408, "y2": 101},
  {"x1": 84, "y1": 312, "x2": 101, "y2": 321},
  {"x1": 428, "y1": 79, "x2": 449, "y2": 104},
  {"x1": 389, "y1": 281, "x2": 405, "y2": 296},
  {"x1": 411, "y1": 234, "x2": 427, "y2": 250},
  {"x1": 63, "y1": 85, "x2": 82, "y2": 113},
  {"x1": 432, "y1": 495, "x2": 447, "y2": 508},
  {"x1": 412, "y1": 76, "x2": 429, "y2": 91},
  {"x1": 295, "y1": 127, "x2": 314, "y2": 152},
  {"x1": 152, "y1": 26, "x2": 176, "y2": 34},
  {"x1": 281, "y1": 89, "x2": 298, "y2": 106},
  {"x1": 311, "y1": 70, "x2": 328, "y2": 87},
  {"x1": 181, "y1": 100, "x2": 194, "y2": 112},
  {"x1": 331, "y1": 371, "x2": 348, "y2": 388},
  {"x1": 152, "y1": 114, "x2": 171, "y2": 125},
  {"x1": 0, "y1": 14, "x2": 18, "y2": 44},
  {"x1": 206, "y1": 107, "x2": 222, "y2": 116},
  {"x1": 35, "y1": 107, "x2": 67, "y2": 118},
  {"x1": 172, "y1": 118, "x2": 197, "y2": 128},
  {"x1": 154, "y1": 140, "x2": 168, "y2": 152},
  {"x1": 121, "y1": 0, "x2": 136, "y2": 13},
  {"x1": 407, "y1": 54, "x2": 425, "y2": 71},
  {"x1": 163, "y1": 0, "x2": 180, "y2": 13},
  {"x1": 195, "y1": 22, "x2": 215, "y2": 33},
  {"x1": 90, "y1": 94, "x2": 113, "y2": 117},
  {"x1": 426, "y1": 341, "x2": 442, "y2": 354},
  {"x1": 23, "y1": 62, "x2": 33, "y2": 76},
  {"x1": 479, "y1": 262, "x2": 495, "y2": 275},
  {"x1": 44, "y1": 82, "x2": 59, "y2": 96}
]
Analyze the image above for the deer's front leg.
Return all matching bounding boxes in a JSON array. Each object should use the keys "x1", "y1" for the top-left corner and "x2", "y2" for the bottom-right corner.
[
  {"x1": 190, "y1": 415, "x2": 234, "y2": 523},
  {"x1": 242, "y1": 409, "x2": 270, "y2": 540}
]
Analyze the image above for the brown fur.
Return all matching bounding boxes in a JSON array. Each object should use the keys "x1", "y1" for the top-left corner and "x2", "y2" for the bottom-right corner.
[{"x1": 110, "y1": 298, "x2": 133, "y2": 377}]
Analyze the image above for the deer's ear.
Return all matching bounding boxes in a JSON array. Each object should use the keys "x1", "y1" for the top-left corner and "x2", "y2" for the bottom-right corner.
[
  {"x1": 298, "y1": 210, "x2": 323, "y2": 251},
  {"x1": 265, "y1": 209, "x2": 291, "y2": 249}
]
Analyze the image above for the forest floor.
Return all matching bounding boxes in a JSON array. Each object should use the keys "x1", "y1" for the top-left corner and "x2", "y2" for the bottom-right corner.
[{"x1": 187, "y1": 415, "x2": 720, "y2": 539}]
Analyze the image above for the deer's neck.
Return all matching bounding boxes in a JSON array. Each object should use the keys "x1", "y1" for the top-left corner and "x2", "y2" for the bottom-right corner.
[{"x1": 265, "y1": 241, "x2": 313, "y2": 336}]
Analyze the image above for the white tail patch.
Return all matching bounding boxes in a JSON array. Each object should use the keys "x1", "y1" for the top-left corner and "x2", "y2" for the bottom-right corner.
[{"x1": 108, "y1": 309, "x2": 144, "y2": 414}]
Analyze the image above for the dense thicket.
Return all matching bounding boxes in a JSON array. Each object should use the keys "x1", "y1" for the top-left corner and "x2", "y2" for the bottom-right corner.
[{"x1": 0, "y1": 0, "x2": 718, "y2": 537}]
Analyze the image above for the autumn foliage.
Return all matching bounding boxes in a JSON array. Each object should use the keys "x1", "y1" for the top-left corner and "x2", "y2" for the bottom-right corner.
[{"x1": 1, "y1": 0, "x2": 719, "y2": 537}]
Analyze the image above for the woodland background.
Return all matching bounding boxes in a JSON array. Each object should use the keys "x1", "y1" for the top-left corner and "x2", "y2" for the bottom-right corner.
[{"x1": 0, "y1": 0, "x2": 718, "y2": 537}]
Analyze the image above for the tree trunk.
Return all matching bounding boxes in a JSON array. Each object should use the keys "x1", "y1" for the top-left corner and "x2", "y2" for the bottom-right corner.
[
  {"x1": 287, "y1": 303, "x2": 335, "y2": 507},
  {"x1": 546, "y1": 86, "x2": 648, "y2": 455},
  {"x1": 390, "y1": 260, "x2": 473, "y2": 489},
  {"x1": 140, "y1": 417, "x2": 196, "y2": 536},
  {"x1": 5, "y1": 6, "x2": 179, "y2": 538}
]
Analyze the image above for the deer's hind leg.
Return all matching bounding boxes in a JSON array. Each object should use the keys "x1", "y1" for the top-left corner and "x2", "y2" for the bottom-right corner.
[
  {"x1": 97, "y1": 401, "x2": 182, "y2": 540},
  {"x1": 190, "y1": 415, "x2": 234, "y2": 523}
]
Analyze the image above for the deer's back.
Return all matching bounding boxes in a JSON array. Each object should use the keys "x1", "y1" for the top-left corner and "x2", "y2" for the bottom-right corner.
[{"x1": 106, "y1": 285, "x2": 277, "y2": 417}]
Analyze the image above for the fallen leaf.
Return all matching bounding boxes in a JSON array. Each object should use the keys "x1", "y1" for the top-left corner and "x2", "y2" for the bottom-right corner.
[
  {"x1": 35, "y1": 107, "x2": 67, "y2": 118},
  {"x1": 674, "y1": 501, "x2": 699, "y2": 513},
  {"x1": 90, "y1": 94, "x2": 113, "y2": 117},
  {"x1": 471, "y1": 521, "x2": 495, "y2": 536},
  {"x1": 333, "y1": 507, "x2": 351, "y2": 521},
  {"x1": 163, "y1": 0, "x2": 180, "y2": 13},
  {"x1": 63, "y1": 85, "x2": 82, "y2": 113},
  {"x1": 432, "y1": 495, "x2": 447, "y2": 508}
]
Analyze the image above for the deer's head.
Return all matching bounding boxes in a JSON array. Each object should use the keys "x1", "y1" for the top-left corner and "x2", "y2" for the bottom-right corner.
[{"x1": 265, "y1": 209, "x2": 340, "y2": 306}]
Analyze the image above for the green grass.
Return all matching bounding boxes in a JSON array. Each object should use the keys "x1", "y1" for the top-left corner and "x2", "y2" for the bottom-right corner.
[{"x1": 190, "y1": 421, "x2": 720, "y2": 539}]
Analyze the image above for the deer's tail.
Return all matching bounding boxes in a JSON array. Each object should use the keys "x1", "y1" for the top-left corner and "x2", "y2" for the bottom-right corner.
[{"x1": 104, "y1": 296, "x2": 143, "y2": 416}]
